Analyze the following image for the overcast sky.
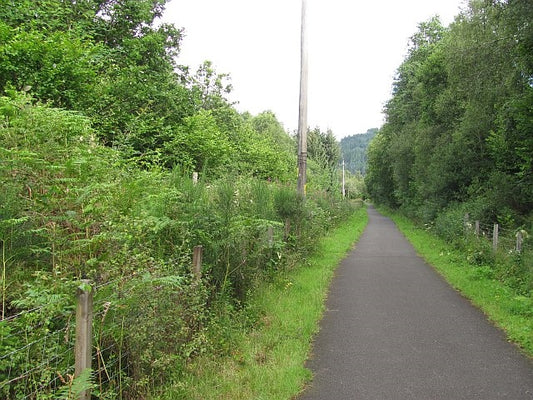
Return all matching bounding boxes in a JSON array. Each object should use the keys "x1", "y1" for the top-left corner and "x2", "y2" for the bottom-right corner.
[{"x1": 162, "y1": 0, "x2": 466, "y2": 139}]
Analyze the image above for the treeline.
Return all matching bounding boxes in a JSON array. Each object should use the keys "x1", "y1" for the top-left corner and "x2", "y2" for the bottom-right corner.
[
  {"x1": 0, "y1": 1, "x2": 355, "y2": 398},
  {"x1": 367, "y1": 0, "x2": 532, "y2": 227},
  {"x1": 366, "y1": 0, "x2": 532, "y2": 295}
]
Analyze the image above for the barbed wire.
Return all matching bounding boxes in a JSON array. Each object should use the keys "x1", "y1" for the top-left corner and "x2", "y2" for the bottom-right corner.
[
  {"x1": 1, "y1": 344, "x2": 73, "y2": 388},
  {"x1": 19, "y1": 363, "x2": 76, "y2": 400},
  {"x1": 2, "y1": 305, "x2": 48, "y2": 323}
]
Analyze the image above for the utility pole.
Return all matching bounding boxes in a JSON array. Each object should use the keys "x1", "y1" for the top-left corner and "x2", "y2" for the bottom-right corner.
[{"x1": 297, "y1": 0, "x2": 308, "y2": 196}]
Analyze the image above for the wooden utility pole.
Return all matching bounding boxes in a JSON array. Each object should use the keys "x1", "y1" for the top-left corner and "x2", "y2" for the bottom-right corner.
[{"x1": 297, "y1": 0, "x2": 308, "y2": 196}]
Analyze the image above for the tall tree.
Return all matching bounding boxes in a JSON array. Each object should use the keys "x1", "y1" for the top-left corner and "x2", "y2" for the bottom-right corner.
[
  {"x1": 366, "y1": 0, "x2": 533, "y2": 224},
  {"x1": 307, "y1": 127, "x2": 341, "y2": 192}
]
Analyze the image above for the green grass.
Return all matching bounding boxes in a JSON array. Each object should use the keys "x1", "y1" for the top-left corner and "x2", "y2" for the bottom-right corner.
[
  {"x1": 384, "y1": 210, "x2": 533, "y2": 358},
  {"x1": 157, "y1": 205, "x2": 368, "y2": 400}
]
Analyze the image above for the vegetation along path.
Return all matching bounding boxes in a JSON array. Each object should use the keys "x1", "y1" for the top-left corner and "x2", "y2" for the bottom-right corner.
[{"x1": 299, "y1": 206, "x2": 533, "y2": 400}]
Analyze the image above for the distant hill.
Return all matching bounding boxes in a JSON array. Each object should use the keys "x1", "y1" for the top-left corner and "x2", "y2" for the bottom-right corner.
[{"x1": 340, "y1": 128, "x2": 378, "y2": 175}]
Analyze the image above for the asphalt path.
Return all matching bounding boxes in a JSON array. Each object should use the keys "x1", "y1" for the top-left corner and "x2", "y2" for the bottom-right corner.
[{"x1": 299, "y1": 206, "x2": 533, "y2": 399}]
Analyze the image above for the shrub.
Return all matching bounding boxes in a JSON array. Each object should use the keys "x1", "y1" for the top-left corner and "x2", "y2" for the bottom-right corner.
[{"x1": 1, "y1": 95, "x2": 361, "y2": 399}]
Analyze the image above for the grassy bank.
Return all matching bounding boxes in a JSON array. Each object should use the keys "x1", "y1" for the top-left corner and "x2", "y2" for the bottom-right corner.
[
  {"x1": 157, "y1": 205, "x2": 368, "y2": 399},
  {"x1": 385, "y1": 211, "x2": 533, "y2": 358}
]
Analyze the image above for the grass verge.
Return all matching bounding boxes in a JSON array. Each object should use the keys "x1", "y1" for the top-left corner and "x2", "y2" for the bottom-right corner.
[
  {"x1": 157, "y1": 205, "x2": 368, "y2": 399},
  {"x1": 384, "y1": 210, "x2": 533, "y2": 358}
]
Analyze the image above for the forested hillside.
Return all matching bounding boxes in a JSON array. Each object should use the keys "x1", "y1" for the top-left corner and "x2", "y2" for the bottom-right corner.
[
  {"x1": 339, "y1": 128, "x2": 377, "y2": 175},
  {"x1": 366, "y1": 0, "x2": 532, "y2": 295},
  {"x1": 0, "y1": 1, "x2": 353, "y2": 398}
]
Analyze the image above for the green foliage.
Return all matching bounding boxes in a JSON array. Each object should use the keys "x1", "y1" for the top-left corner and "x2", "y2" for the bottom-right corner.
[
  {"x1": 274, "y1": 186, "x2": 305, "y2": 222},
  {"x1": 0, "y1": 26, "x2": 100, "y2": 108},
  {"x1": 1, "y1": 94, "x2": 357, "y2": 398},
  {"x1": 238, "y1": 115, "x2": 295, "y2": 181},
  {"x1": 188, "y1": 61, "x2": 233, "y2": 110},
  {"x1": 0, "y1": 0, "x2": 358, "y2": 396},
  {"x1": 366, "y1": 1, "x2": 532, "y2": 222},
  {"x1": 157, "y1": 206, "x2": 368, "y2": 400},
  {"x1": 366, "y1": 2, "x2": 532, "y2": 310},
  {"x1": 71, "y1": 369, "x2": 96, "y2": 399},
  {"x1": 0, "y1": 274, "x2": 77, "y2": 399},
  {"x1": 343, "y1": 170, "x2": 366, "y2": 199},
  {"x1": 115, "y1": 275, "x2": 211, "y2": 395},
  {"x1": 365, "y1": 130, "x2": 397, "y2": 207},
  {"x1": 339, "y1": 128, "x2": 377, "y2": 175},
  {"x1": 162, "y1": 110, "x2": 232, "y2": 171},
  {"x1": 0, "y1": 0, "x2": 302, "y2": 182},
  {"x1": 306, "y1": 127, "x2": 342, "y2": 193}
]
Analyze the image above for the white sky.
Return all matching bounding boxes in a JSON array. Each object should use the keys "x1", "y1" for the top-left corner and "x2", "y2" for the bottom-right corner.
[{"x1": 162, "y1": 0, "x2": 466, "y2": 139}]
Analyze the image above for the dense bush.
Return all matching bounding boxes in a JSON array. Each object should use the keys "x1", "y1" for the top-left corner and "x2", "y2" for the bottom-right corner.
[
  {"x1": 367, "y1": 1, "x2": 532, "y2": 224},
  {"x1": 366, "y1": 1, "x2": 532, "y2": 298},
  {"x1": 0, "y1": 2, "x2": 355, "y2": 396},
  {"x1": 0, "y1": 94, "x2": 356, "y2": 398}
]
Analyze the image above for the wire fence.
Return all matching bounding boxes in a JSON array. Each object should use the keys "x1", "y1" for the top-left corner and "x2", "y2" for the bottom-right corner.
[
  {"x1": 1, "y1": 306, "x2": 77, "y2": 399},
  {"x1": 4, "y1": 210, "x2": 523, "y2": 399},
  {"x1": 464, "y1": 214, "x2": 528, "y2": 255},
  {"x1": 1, "y1": 220, "x2": 291, "y2": 399},
  {"x1": 0, "y1": 272, "x2": 141, "y2": 400}
]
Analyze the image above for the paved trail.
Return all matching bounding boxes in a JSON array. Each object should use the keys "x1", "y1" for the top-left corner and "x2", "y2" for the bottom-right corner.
[{"x1": 299, "y1": 206, "x2": 533, "y2": 399}]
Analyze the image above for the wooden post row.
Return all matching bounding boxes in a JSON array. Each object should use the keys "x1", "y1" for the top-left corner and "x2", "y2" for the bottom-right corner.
[{"x1": 75, "y1": 279, "x2": 93, "y2": 400}]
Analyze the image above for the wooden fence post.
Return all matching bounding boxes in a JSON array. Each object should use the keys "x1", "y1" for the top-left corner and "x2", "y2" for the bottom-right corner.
[
  {"x1": 75, "y1": 279, "x2": 93, "y2": 400},
  {"x1": 516, "y1": 231, "x2": 523, "y2": 253},
  {"x1": 192, "y1": 246, "x2": 203, "y2": 279},
  {"x1": 192, "y1": 172, "x2": 198, "y2": 185},
  {"x1": 492, "y1": 224, "x2": 499, "y2": 252},
  {"x1": 267, "y1": 226, "x2": 274, "y2": 247},
  {"x1": 284, "y1": 219, "x2": 291, "y2": 241},
  {"x1": 475, "y1": 221, "x2": 480, "y2": 237}
]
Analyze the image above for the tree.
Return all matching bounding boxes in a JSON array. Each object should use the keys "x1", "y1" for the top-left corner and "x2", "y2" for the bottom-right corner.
[
  {"x1": 365, "y1": 129, "x2": 397, "y2": 207},
  {"x1": 307, "y1": 127, "x2": 341, "y2": 192},
  {"x1": 366, "y1": 1, "x2": 533, "y2": 224},
  {"x1": 161, "y1": 110, "x2": 231, "y2": 172},
  {"x1": 340, "y1": 128, "x2": 378, "y2": 175},
  {"x1": 0, "y1": 0, "x2": 190, "y2": 159},
  {"x1": 0, "y1": 24, "x2": 100, "y2": 108}
]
